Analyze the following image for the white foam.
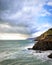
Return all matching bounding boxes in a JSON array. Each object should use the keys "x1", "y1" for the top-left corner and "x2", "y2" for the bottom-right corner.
[
  {"x1": 24, "y1": 43, "x2": 34, "y2": 49},
  {"x1": 0, "y1": 51, "x2": 18, "y2": 62},
  {"x1": 31, "y1": 50, "x2": 52, "y2": 61},
  {"x1": 21, "y1": 43, "x2": 52, "y2": 61},
  {"x1": 0, "y1": 48, "x2": 52, "y2": 62}
]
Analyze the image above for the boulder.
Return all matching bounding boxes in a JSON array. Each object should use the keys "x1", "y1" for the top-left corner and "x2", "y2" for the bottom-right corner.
[
  {"x1": 28, "y1": 48, "x2": 32, "y2": 50},
  {"x1": 48, "y1": 53, "x2": 52, "y2": 58}
]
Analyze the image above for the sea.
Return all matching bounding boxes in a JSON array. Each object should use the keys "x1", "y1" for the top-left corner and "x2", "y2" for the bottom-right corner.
[{"x1": 0, "y1": 40, "x2": 52, "y2": 65}]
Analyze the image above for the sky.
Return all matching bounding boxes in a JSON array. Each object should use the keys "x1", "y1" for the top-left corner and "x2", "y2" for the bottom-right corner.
[{"x1": 0, "y1": 0, "x2": 52, "y2": 40}]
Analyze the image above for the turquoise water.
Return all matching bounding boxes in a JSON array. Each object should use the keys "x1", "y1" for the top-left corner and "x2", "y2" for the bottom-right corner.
[{"x1": 0, "y1": 40, "x2": 52, "y2": 65}]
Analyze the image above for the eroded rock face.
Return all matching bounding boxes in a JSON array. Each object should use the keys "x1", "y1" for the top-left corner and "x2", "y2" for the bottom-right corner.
[
  {"x1": 32, "y1": 41, "x2": 52, "y2": 51},
  {"x1": 48, "y1": 53, "x2": 52, "y2": 58},
  {"x1": 32, "y1": 28, "x2": 52, "y2": 51}
]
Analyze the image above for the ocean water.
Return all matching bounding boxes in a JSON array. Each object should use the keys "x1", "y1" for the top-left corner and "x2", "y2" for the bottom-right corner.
[{"x1": 0, "y1": 40, "x2": 52, "y2": 65}]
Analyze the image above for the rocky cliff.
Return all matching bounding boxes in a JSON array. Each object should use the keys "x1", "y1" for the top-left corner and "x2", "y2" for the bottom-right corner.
[{"x1": 32, "y1": 28, "x2": 52, "y2": 51}]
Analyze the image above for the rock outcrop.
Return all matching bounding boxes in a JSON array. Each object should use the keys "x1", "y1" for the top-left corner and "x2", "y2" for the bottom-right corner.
[
  {"x1": 32, "y1": 28, "x2": 52, "y2": 51},
  {"x1": 48, "y1": 53, "x2": 52, "y2": 58}
]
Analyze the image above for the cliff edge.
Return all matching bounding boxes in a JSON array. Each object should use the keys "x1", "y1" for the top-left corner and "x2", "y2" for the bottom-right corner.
[{"x1": 32, "y1": 28, "x2": 52, "y2": 51}]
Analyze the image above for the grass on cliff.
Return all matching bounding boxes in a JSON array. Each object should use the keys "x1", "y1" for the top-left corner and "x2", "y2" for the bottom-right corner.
[{"x1": 36, "y1": 28, "x2": 52, "y2": 40}]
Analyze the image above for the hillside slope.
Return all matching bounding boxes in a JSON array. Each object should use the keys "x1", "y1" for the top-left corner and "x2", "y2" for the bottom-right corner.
[
  {"x1": 35, "y1": 28, "x2": 52, "y2": 41},
  {"x1": 32, "y1": 28, "x2": 52, "y2": 51}
]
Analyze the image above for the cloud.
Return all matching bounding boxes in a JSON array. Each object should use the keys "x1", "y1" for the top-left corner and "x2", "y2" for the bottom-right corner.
[
  {"x1": 47, "y1": 2, "x2": 52, "y2": 6},
  {"x1": 1, "y1": 21, "x2": 51, "y2": 38},
  {"x1": 31, "y1": 22, "x2": 52, "y2": 37},
  {"x1": 0, "y1": 22, "x2": 31, "y2": 35},
  {"x1": 0, "y1": 0, "x2": 52, "y2": 39},
  {"x1": 40, "y1": 9, "x2": 52, "y2": 16},
  {"x1": 0, "y1": 0, "x2": 48, "y2": 20},
  {"x1": 0, "y1": 33, "x2": 30, "y2": 40},
  {"x1": 0, "y1": 22, "x2": 31, "y2": 39}
]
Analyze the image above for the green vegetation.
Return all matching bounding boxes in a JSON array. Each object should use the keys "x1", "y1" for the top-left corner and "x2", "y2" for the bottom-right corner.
[{"x1": 35, "y1": 28, "x2": 52, "y2": 41}]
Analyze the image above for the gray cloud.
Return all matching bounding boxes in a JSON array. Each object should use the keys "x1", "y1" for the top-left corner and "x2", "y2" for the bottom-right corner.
[
  {"x1": 0, "y1": 0, "x2": 52, "y2": 37},
  {"x1": 0, "y1": 0, "x2": 48, "y2": 20},
  {"x1": 0, "y1": 22, "x2": 32, "y2": 35}
]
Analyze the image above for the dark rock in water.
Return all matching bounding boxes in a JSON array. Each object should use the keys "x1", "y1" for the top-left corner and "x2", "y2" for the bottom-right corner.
[
  {"x1": 32, "y1": 28, "x2": 52, "y2": 51},
  {"x1": 36, "y1": 50, "x2": 42, "y2": 53},
  {"x1": 48, "y1": 53, "x2": 52, "y2": 58},
  {"x1": 28, "y1": 48, "x2": 32, "y2": 50}
]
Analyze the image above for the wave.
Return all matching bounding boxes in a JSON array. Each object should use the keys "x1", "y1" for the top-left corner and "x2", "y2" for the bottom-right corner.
[
  {"x1": 24, "y1": 43, "x2": 52, "y2": 61},
  {"x1": 24, "y1": 43, "x2": 34, "y2": 49},
  {"x1": 0, "y1": 51, "x2": 19, "y2": 62},
  {"x1": 30, "y1": 50, "x2": 52, "y2": 61},
  {"x1": 0, "y1": 42, "x2": 52, "y2": 63}
]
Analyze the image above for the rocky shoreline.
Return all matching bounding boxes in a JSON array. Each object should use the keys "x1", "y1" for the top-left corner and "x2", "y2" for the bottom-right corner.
[
  {"x1": 32, "y1": 41, "x2": 52, "y2": 51},
  {"x1": 28, "y1": 28, "x2": 52, "y2": 58}
]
